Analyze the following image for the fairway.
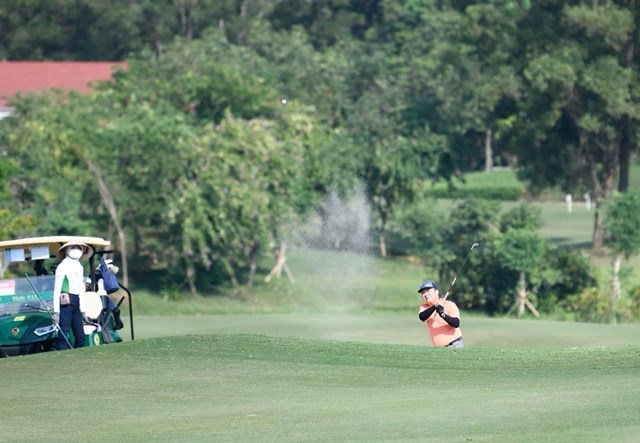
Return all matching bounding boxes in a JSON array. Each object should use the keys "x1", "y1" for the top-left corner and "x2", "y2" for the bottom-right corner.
[
  {"x1": 2, "y1": 318, "x2": 640, "y2": 442},
  {"x1": 129, "y1": 314, "x2": 640, "y2": 348}
]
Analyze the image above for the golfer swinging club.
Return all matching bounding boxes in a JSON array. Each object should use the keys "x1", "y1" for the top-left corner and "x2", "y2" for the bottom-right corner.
[{"x1": 418, "y1": 280, "x2": 463, "y2": 348}]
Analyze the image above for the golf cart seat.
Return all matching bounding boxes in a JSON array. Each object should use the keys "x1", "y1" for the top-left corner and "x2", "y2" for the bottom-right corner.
[
  {"x1": 80, "y1": 292, "x2": 103, "y2": 335},
  {"x1": 80, "y1": 292, "x2": 103, "y2": 321}
]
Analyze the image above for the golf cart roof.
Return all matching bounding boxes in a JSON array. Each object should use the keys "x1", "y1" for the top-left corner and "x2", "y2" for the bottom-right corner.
[
  {"x1": 0, "y1": 236, "x2": 111, "y2": 251},
  {"x1": 0, "y1": 236, "x2": 111, "y2": 262}
]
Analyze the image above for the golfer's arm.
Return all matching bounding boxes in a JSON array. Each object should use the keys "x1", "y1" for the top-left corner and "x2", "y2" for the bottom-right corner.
[
  {"x1": 442, "y1": 314, "x2": 460, "y2": 328},
  {"x1": 53, "y1": 268, "x2": 64, "y2": 313},
  {"x1": 418, "y1": 305, "x2": 437, "y2": 322}
]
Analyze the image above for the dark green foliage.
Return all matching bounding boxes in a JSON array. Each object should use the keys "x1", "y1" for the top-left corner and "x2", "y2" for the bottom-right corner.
[
  {"x1": 538, "y1": 248, "x2": 597, "y2": 313},
  {"x1": 444, "y1": 198, "x2": 501, "y2": 248},
  {"x1": 604, "y1": 191, "x2": 640, "y2": 259},
  {"x1": 623, "y1": 285, "x2": 640, "y2": 321},
  {"x1": 497, "y1": 228, "x2": 545, "y2": 272},
  {"x1": 391, "y1": 199, "x2": 446, "y2": 255},
  {"x1": 437, "y1": 199, "x2": 501, "y2": 309},
  {"x1": 269, "y1": 0, "x2": 380, "y2": 48},
  {"x1": 500, "y1": 203, "x2": 542, "y2": 231},
  {"x1": 0, "y1": 0, "x2": 176, "y2": 60}
]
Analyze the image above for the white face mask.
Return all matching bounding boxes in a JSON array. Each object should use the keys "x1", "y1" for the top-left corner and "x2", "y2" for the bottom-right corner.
[{"x1": 66, "y1": 247, "x2": 83, "y2": 260}]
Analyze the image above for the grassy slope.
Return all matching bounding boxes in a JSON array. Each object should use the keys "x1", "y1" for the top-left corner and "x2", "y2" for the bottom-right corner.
[
  {"x1": 1, "y1": 334, "x2": 639, "y2": 442},
  {"x1": 127, "y1": 314, "x2": 640, "y2": 348}
]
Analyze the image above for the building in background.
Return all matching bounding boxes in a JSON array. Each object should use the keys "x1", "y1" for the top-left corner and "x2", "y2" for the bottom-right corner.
[{"x1": 0, "y1": 61, "x2": 126, "y2": 119}]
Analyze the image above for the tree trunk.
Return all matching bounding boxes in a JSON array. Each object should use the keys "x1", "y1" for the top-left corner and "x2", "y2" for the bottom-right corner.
[
  {"x1": 591, "y1": 170, "x2": 616, "y2": 251},
  {"x1": 265, "y1": 242, "x2": 295, "y2": 283},
  {"x1": 611, "y1": 254, "x2": 622, "y2": 324},
  {"x1": 85, "y1": 159, "x2": 129, "y2": 287},
  {"x1": 505, "y1": 271, "x2": 539, "y2": 318},
  {"x1": 517, "y1": 271, "x2": 526, "y2": 317},
  {"x1": 484, "y1": 127, "x2": 493, "y2": 172},
  {"x1": 222, "y1": 258, "x2": 239, "y2": 287},
  {"x1": 377, "y1": 212, "x2": 388, "y2": 258},
  {"x1": 186, "y1": 261, "x2": 197, "y2": 296},
  {"x1": 619, "y1": 8, "x2": 636, "y2": 192},
  {"x1": 246, "y1": 243, "x2": 257, "y2": 287},
  {"x1": 379, "y1": 233, "x2": 387, "y2": 258},
  {"x1": 173, "y1": 0, "x2": 197, "y2": 39},
  {"x1": 592, "y1": 200, "x2": 605, "y2": 252},
  {"x1": 237, "y1": 0, "x2": 250, "y2": 45},
  {"x1": 583, "y1": 132, "x2": 618, "y2": 253},
  {"x1": 618, "y1": 116, "x2": 632, "y2": 193}
]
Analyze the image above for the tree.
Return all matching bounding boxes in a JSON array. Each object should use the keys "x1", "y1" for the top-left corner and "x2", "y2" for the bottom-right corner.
[
  {"x1": 604, "y1": 191, "x2": 640, "y2": 322},
  {"x1": 169, "y1": 109, "x2": 319, "y2": 292},
  {"x1": 392, "y1": 199, "x2": 447, "y2": 258},
  {"x1": 497, "y1": 229, "x2": 544, "y2": 317},
  {"x1": 269, "y1": 0, "x2": 379, "y2": 49},
  {"x1": 349, "y1": 88, "x2": 443, "y2": 257},
  {"x1": 438, "y1": 198, "x2": 501, "y2": 307},
  {"x1": 499, "y1": 203, "x2": 542, "y2": 232},
  {"x1": 0, "y1": 93, "x2": 98, "y2": 237},
  {"x1": 0, "y1": 0, "x2": 179, "y2": 60},
  {"x1": 385, "y1": 1, "x2": 527, "y2": 173},
  {"x1": 515, "y1": 1, "x2": 638, "y2": 251},
  {"x1": 0, "y1": 141, "x2": 36, "y2": 272}
]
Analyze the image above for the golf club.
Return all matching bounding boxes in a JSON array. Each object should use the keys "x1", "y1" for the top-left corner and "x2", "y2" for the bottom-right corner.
[
  {"x1": 24, "y1": 274, "x2": 73, "y2": 349},
  {"x1": 441, "y1": 242, "x2": 480, "y2": 303}
]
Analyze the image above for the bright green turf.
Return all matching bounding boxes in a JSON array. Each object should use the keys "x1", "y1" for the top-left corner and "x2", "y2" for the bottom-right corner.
[
  {"x1": 503, "y1": 201, "x2": 594, "y2": 249},
  {"x1": 126, "y1": 314, "x2": 640, "y2": 348},
  {"x1": 1, "y1": 333, "x2": 639, "y2": 442}
]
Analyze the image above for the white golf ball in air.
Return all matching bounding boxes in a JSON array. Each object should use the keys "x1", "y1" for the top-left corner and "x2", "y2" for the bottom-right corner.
[{"x1": 281, "y1": 98, "x2": 287, "y2": 104}]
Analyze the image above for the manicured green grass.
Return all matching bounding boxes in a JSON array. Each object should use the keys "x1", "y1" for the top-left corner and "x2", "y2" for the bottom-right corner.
[
  {"x1": 427, "y1": 169, "x2": 525, "y2": 200},
  {"x1": 124, "y1": 314, "x2": 640, "y2": 347},
  {"x1": 2, "y1": 332, "x2": 639, "y2": 442},
  {"x1": 501, "y1": 201, "x2": 594, "y2": 249}
]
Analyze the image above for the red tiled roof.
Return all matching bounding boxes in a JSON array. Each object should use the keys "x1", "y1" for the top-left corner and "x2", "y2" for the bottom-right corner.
[{"x1": 0, "y1": 61, "x2": 127, "y2": 107}]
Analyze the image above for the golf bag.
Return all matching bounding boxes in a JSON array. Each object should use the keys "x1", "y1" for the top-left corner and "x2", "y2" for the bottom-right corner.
[
  {"x1": 98, "y1": 296, "x2": 124, "y2": 343},
  {"x1": 98, "y1": 256, "x2": 120, "y2": 294}
]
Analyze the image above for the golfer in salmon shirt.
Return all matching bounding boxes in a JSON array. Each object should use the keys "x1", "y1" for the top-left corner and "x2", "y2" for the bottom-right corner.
[{"x1": 418, "y1": 280, "x2": 464, "y2": 348}]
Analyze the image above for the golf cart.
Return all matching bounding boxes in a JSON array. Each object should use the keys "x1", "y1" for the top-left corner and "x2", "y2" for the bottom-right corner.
[{"x1": 0, "y1": 236, "x2": 134, "y2": 357}]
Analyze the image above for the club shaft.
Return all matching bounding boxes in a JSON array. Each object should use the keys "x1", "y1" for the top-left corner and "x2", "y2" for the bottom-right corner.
[
  {"x1": 442, "y1": 243, "x2": 478, "y2": 302},
  {"x1": 24, "y1": 274, "x2": 73, "y2": 349}
]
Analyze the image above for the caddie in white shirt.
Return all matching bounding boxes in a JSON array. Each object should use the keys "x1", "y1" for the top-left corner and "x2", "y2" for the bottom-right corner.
[{"x1": 53, "y1": 241, "x2": 91, "y2": 349}]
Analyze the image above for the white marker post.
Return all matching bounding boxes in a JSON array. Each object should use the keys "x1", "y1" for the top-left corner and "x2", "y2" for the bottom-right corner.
[
  {"x1": 584, "y1": 192, "x2": 591, "y2": 210},
  {"x1": 565, "y1": 194, "x2": 573, "y2": 213}
]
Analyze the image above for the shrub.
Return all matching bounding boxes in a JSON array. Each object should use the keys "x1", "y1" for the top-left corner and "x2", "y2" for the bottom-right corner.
[
  {"x1": 564, "y1": 287, "x2": 611, "y2": 323},
  {"x1": 616, "y1": 286, "x2": 640, "y2": 323}
]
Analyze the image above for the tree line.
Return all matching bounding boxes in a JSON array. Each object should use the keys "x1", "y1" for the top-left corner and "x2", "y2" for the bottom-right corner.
[{"x1": 1, "y1": 1, "x2": 640, "y2": 319}]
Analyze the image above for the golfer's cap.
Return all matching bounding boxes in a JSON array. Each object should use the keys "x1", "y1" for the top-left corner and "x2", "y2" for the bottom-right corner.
[{"x1": 418, "y1": 280, "x2": 438, "y2": 292}]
